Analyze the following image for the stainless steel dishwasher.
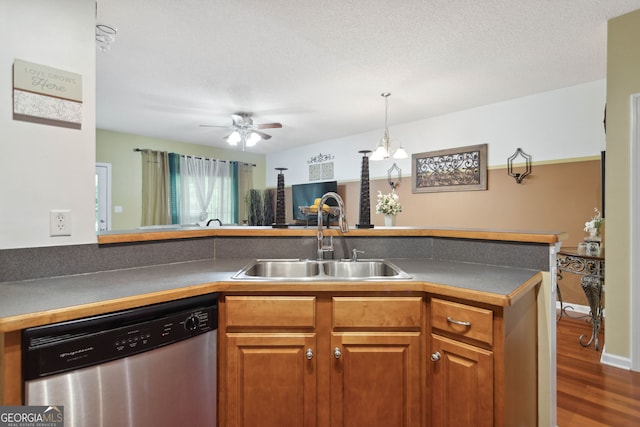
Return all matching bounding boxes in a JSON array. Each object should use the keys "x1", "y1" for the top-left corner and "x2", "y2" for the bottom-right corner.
[{"x1": 23, "y1": 293, "x2": 218, "y2": 427}]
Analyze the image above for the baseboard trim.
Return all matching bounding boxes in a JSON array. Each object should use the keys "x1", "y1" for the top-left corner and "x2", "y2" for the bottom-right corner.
[
  {"x1": 600, "y1": 346, "x2": 632, "y2": 370},
  {"x1": 555, "y1": 301, "x2": 599, "y2": 317},
  {"x1": 555, "y1": 302, "x2": 632, "y2": 370}
]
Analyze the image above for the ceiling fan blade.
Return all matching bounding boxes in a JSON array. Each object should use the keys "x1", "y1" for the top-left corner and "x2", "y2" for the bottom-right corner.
[
  {"x1": 253, "y1": 130, "x2": 272, "y2": 140},
  {"x1": 255, "y1": 122, "x2": 282, "y2": 129},
  {"x1": 200, "y1": 124, "x2": 228, "y2": 128}
]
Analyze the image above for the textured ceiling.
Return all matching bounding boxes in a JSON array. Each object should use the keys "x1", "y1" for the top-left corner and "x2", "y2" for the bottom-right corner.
[{"x1": 96, "y1": 0, "x2": 640, "y2": 154}]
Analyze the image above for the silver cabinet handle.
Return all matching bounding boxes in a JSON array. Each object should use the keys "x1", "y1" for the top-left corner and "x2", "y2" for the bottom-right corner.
[
  {"x1": 306, "y1": 348, "x2": 314, "y2": 360},
  {"x1": 430, "y1": 351, "x2": 441, "y2": 362},
  {"x1": 333, "y1": 347, "x2": 342, "y2": 359},
  {"x1": 446, "y1": 316, "x2": 471, "y2": 327}
]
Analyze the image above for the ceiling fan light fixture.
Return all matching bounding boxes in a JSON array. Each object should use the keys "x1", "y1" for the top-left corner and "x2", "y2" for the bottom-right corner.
[
  {"x1": 227, "y1": 131, "x2": 241, "y2": 145},
  {"x1": 246, "y1": 132, "x2": 261, "y2": 147},
  {"x1": 202, "y1": 112, "x2": 282, "y2": 150}
]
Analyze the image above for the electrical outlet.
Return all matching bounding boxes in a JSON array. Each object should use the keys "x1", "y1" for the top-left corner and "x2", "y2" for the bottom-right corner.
[{"x1": 50, "y1": 210, "x2": 71, "y2": 236}]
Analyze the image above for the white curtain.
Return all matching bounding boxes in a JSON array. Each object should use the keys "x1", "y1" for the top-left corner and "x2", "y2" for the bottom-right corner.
[{"x1": 179, "y1": 156, "x2": 232, "y2": 223}]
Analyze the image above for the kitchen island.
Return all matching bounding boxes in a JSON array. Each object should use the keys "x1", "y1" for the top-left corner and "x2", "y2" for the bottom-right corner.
[{"x1": 0, "y1": 227, "x2": 565, "y2": 426}]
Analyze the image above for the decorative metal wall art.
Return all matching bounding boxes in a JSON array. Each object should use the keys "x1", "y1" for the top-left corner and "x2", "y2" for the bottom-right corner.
[
  {"x1": 411, "y1": 144, "x2": 488, "y2": 193},
  {"x1": 307, "y1": 153, "x2": 335, "y2": 164}
]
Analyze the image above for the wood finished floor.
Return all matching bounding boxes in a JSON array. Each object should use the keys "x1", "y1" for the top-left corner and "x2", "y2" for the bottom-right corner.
[{"x1": 556, "y1": 314, "x2": 640, "y2": 426}]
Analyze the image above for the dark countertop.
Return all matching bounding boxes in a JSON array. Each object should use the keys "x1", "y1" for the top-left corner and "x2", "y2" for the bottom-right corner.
[{"x1": 0, "y1": 258, "x2": 542, "y2": 332}]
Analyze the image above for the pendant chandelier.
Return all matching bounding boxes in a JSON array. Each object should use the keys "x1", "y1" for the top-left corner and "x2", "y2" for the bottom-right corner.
[{"x1": 370, "y1": 92, "x2": 408, "y2": 161}]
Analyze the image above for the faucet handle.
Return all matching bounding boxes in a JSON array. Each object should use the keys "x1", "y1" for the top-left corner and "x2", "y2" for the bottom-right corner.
[{"x1": 351, "y1": 249, "x2": 365, "y2": 261}]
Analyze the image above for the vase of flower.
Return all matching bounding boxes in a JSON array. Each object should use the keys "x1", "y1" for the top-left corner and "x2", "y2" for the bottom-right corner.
[
  {"x1": 584, "y1": 208, "x2": 604, "y2": 242},
  {"x1": 376, "y1": 190, "x2": 402, "y2": 227},
  {"x1": 384, "y1": 214, "x2": 395, "y2": 227}
]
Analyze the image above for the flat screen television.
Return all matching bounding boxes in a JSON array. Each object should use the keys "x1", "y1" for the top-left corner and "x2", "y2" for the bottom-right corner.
[{"x1": 291, "y1": 181, "x2": 338, "y2": 224}]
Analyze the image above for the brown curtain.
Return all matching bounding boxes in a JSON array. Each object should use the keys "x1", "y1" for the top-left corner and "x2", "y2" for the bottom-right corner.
[{"x1": 141, "y1": 150, "x2": 171, "y2": 226}]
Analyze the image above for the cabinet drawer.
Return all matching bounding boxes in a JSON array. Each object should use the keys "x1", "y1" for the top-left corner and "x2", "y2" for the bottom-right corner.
[
  {"x1": 333, "y1": 297, "x2": 422, "y2": 329},
  {"x1": 225, "y1": 296, "x2": 316, "y2": 329},
  {"x1": 431, "y1": 298, "x2": 493, "y2": 346}
]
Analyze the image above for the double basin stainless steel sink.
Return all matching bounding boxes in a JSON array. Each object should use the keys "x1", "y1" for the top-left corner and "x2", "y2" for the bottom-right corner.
[{"x1": 232, "y1": 258, "x2": 411, "y2": 281}]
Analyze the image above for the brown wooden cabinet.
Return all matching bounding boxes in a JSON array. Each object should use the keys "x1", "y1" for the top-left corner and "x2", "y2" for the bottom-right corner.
[
  {"x1": 330, "y1": 296, "x2": 423, "y2": 427},
  {"x1": 225, "y1": 333, "x2": 317, "y2": 426},
  {"x1": 220, "y1": 290, "x2": 537, "y2": 427},
  {"x1": 220, "y1": 294, "x2": 424, "y2": 427},
  {"x1": 429, "y1": 334, "x2": 494, "y2": 427},
  {"x1": 222, "y1": 296, "x2": 318, "y2": 427},
  {"x1": 428, "y1": 294, "x2": 537, "y2": 427}
]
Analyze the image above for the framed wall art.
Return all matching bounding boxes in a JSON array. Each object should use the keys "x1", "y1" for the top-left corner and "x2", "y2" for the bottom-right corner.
[
  {"x1": 412, "y1": 143, "x2": 488, "y2": 193},
  {"x1": 13, "y1": 59, "x2": 83, "y2": 129}
]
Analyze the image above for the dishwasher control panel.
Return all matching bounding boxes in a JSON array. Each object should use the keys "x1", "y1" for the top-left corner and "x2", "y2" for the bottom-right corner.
[{"x1": 23, "y1": 294, "x2": 218, "y2": 380}]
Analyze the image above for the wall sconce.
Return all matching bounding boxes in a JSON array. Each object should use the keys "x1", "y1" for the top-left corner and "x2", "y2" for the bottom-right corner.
[
  {"x1": 387, "y1": 163, "x2": 402, "y2": 190},
  {"x1": 507, "y1": 148, "x2": 532, "y2": 184}
]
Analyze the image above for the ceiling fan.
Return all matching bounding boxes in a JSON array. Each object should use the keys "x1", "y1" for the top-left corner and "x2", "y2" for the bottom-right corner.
[{"x1": 200, "y1": 112, "x2": 282, "y2": 150}]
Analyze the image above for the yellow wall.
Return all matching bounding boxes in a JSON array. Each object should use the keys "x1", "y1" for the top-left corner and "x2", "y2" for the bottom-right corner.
[
  {"x1": 96, "y1": 129, "x2": 267, "y2": 230},
  {"x1": 605, "y1": 10, "x2": 640, "y2": 359}
]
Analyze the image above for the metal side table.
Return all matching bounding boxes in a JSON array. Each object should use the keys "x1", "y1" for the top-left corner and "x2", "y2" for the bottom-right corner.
[{"x1": 557, "y1": 247, "x2": 605, "y2": 350}]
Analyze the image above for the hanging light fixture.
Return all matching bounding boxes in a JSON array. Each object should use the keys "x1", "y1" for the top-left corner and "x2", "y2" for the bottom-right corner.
[
  {"x1": 95, "y1": 24, "x2": 117, "y2": 52},
  {"x1": 95, "y1": 2, "x2": 117, "y2": 52},
  {"x1": 370, "y1": 92, "x2": 408, "y2": 161}
]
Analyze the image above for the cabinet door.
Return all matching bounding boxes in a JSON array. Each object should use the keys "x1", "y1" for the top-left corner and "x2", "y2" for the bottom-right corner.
[
  {"x1": 225, "y1": 333, "x2": 316, "y2": 427},
  {"x1": 330, "y1": 332, "x2": 422, "y2": 427},
  {"x1": 430, "y1": 334, "x2": 493, "y2": 427}
]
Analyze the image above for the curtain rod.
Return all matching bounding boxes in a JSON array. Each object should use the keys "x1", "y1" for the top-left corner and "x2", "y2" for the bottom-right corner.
[{"x1": 133, "y1": 148, "x2": 256, "y2": 167}]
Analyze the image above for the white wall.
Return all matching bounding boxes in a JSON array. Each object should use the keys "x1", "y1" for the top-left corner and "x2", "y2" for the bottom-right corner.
[
  {"x1": 266, "y1": 80, "x2": 606, "y2": 186},
  {"x1": 0, "y1": 0, "x2": 96, "y2": 249}
]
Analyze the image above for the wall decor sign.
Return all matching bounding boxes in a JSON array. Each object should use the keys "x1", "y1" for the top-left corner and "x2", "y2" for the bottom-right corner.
[
  {"x1": 13, "y1": 59, "x2": 83, "y2": 129},
  {"x1": 412, "y1": 143, "x2": 488, "y2": 193}
]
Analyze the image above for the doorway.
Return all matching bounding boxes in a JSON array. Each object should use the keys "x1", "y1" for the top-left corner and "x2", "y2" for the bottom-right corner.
[{"x1": 96, "y1": 162, "x2": 112, "y2": 231}]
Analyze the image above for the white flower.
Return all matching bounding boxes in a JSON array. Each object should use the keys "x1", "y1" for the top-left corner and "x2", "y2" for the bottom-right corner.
[
  {"x1": 584, "y1": 208, "x2": 604, "y2": 233},
  {"x1": 376, "y1": 191, "x2": 402, "y2": 216}
]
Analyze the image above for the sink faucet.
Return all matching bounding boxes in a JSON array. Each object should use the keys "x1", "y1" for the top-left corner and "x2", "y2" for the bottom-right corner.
[{"x1": 317, "y1": 192, "x2": 348, "y2": 260}]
